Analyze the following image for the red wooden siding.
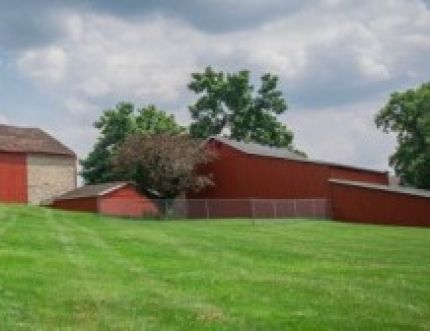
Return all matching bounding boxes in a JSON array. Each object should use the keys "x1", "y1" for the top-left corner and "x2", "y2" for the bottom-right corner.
[
  {"x1": 0, "y1": 152, "x2": 27, "y2": 203},
  {"x1": 330, "y1": 181, "x2": 430, "y2": 227},
  {"x1": 99, "y1": 186, "x2": 159, "y2": 218},
  {"x1": 190, "y1": 141, "x2": 388, "y2": 200},
  {"x1": 52, "y1": 184, "x2": 159, "y2": 218},
  {"x1": 52, "y1": 197, "x2": 98, "y2": 213},
  {"x1": 330, "y1": 166, "x2": 388, "y2": 185}
]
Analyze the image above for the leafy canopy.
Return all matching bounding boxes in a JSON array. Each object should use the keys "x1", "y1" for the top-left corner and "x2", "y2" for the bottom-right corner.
[
  {"x1": 80, "y1": 103, "x2": 185, "y2": 184},
  {"x1": 376, "y1": 82, "x2": 430, "y2": 189},
  {"x1": 188, "y1": 67, "x2": 300, "y2": 152},
  {"x1": 114, "y1": 133, "x2": 214, "y2": 199}
]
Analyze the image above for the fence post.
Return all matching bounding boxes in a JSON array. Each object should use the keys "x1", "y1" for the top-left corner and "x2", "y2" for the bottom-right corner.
[
  {"x1": 293, "y1": 200, "x2": 297, "y2": 218},
  {"x1": 205, "y1": 199, "x2": 209, "y2": 219},
  {"x1": 272, "y1": 200, "x2": 277, "y2": 219},
  {"x1": 312, "y1": 199, "x2": 316, "y2": 219},
  {"x1": 251, "y1": 198, "x2": 255, "y2": 225},
  {"x1": 326, "y1": 200, "x2": 332, "y2": 219}
]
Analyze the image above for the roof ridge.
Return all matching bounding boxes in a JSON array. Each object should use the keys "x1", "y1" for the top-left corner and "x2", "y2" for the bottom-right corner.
[
  {"x1": 54, "y1": 181, "x2": 133, "y2": 200},
  {"x1": 210, "y1": 135, "x2": 387, "y2": 175},
  {"x1": 329, "y1": 179, "x2": 430, "y2": 198}
]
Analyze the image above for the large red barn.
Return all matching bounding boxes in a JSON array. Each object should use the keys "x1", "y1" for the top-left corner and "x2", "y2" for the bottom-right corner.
[
  {"x1": 189, "y1": 136, "x2": 429, "y2": 226},
  {"x1": 190, "y1": 136, "x2": 389, "y2": 200}
]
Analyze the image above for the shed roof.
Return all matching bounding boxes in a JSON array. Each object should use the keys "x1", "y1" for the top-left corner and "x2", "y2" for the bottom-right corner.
[
  {"x1": 55, "y1": 182, "x2": 132, "y2": 200},
  {"x1": 0, "y1": 124, "x2": 75, "y2": 157},
  {"x1": 329, "y1": 179, "x2": 430, "y2": 199},
  {"x1": 210, "y1": 136, "x2": 387, "y2": 175}
]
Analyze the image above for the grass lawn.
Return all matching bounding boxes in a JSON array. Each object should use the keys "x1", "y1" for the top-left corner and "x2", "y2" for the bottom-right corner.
[{"x1": 0, "y1": 204, "x2": 429, "y2": 330}]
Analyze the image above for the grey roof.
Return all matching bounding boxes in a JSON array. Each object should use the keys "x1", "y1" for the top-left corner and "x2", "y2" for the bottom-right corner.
[
  {"x1": 212, "y1": 136, "x2": 306, "y2": 161},
  {"x1": 210, "y1": 136, "x2": 387, "y2": 175},
  {"x1": 329, "y1": 179, "x2": 430, "y2": 199},
  {"x1": 55, "y1": 182, "x2": 131, "y2": 200},
  {"x1": 0, "y1": 124, "x2": 75, "y2": 157}
]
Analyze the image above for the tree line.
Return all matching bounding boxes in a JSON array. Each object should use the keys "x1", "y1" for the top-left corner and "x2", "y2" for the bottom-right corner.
[
  {"x1": 81, "y1": 67, "x2": 430, "y2": 197},
  {"x1": 81, "y1": 67, "x2": 302, "y2": 198}
]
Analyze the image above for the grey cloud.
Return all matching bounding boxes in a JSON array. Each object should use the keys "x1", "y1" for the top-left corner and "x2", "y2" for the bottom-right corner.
[
  {"x1": 0, "y1": 12, "x2": 59, "y2": 50},
  {"x1": 0, "y1": 0, "x2": 312, "y2": 51},
  {"x1": 83, "y1": 0, "x2": 311, "y2": 32},
  {"x1": 2, "y1": 0, "x2": 429, "y2": 50},
  {"x1": 285, "y1": 45, "x2": 395, "y2": 108}
]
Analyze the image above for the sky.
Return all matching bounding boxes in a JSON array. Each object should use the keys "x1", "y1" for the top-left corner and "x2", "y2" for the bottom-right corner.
[{"x1": 1, "y1": 0, "x2": 430, "y2": 172}]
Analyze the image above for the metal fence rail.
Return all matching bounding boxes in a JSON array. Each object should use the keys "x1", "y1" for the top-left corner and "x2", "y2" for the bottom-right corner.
[{"x1": 99, "y1": 198, "x2": 331, "y2": 220}]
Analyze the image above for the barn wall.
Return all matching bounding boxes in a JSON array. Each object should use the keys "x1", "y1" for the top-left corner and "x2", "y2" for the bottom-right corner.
[
  {"x1": 190, "y1": 142, "x2": 331, "y2": 199},
  {"x1": 27, "y1": 154, "x2": 76, "y2": 205},
  {"x1": 329, "y1": 166, "x2": 388, "y2": 185},
  {"x1": 99, "y1": 185, "x2": 159, "y2": 218},
  {"x1": 190, "y1": 141, "x2": 388, "y2": 200},
  {"x1": 330, "y1": 182, "x2": 430, "y2": 226},
  {"x1": 0, "y1": 152, "x2": 27, "y2": 203},
  {"x1": 52, "y1": 197, "x2": 98, "y2": 213}
]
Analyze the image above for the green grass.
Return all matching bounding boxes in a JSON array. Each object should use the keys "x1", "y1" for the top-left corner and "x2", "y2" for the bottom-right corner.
[{"x1": 0, "y1": 205, "x2": 429, "y2": 330}]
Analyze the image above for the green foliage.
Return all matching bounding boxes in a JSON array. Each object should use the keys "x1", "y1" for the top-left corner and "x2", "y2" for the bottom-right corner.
[
  {"x1": 188, "y1": 67, "x2": 301, "y2": 152},
  {"x1": 80, "y1": 102, "x2": 184, "y2": 184},
  {"x1": 376, "y1": 83, "x2": 430, "y2": 189},
  {"x1": 114, "y1": 134, "x2": 214, "y2": 199},
  {"x1": 82, "y1": 68, "x2": 305, "y2": 185}
]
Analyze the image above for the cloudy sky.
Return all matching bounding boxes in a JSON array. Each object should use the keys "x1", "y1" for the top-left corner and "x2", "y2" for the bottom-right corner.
[{"x1": 1, "y1": 0, "x2": 430, "y2": 172}]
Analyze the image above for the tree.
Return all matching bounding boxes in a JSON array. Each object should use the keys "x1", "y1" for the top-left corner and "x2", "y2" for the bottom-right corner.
[
  {"x1": 376, "y1": 82, "x2": 430, "y2": 189},
  {"x1": 81, "y1": 102, "x2": 185, "y2": 184},
  {"x1": 188, "y1": 67, "x2": 300, "y2": 152},
  {"x1": 113, "y1": 134, "x2": 214, "y2": 199}
]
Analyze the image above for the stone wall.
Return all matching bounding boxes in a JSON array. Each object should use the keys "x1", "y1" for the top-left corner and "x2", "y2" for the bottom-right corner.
[{"x1": 27, "y1": 154, "x2": 76, "y2": 204}]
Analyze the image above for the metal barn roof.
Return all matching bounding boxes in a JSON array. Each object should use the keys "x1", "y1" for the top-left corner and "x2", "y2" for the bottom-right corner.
[
  {"x1": 210, "y1": 136, "x2": 387, "y2": 175},
  {"x1": 0, "y1": 124, "x2": 75, "y2": 157},
  {"x1": 211, "y1": 136, "x2": 306, "y2": 161},
  {"x1": 329, "y1": 179, "x2": 430, "y2": 199}
]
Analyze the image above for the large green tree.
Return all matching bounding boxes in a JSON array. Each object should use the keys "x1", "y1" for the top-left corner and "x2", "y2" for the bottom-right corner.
[
  {"x1": 81, "y1": 103, "x2": 184, "y2": 184},
  {"x1": 188, "y1": 67, "x2": 299, "y2": 151},
  {"x1": 376, "y1": 82, "x2": 430, "y2": 189}
]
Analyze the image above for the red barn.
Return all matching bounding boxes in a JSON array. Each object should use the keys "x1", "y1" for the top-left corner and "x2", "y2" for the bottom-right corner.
[
  {"x1": 52, "y1": 182, "x2": 159, "y2": 218},
  {"x1": 0, "y1": 124, "x2": 77, "y2": 204},
  {"x1": 188, "y1": 137, "x2": 429, "y2": 226},
  {"x1": 329, "y1": 179, "x2": 430, "y2": 227},
  {"x1": 190, "y1": 136, "x2": 389, "y2": 200}
]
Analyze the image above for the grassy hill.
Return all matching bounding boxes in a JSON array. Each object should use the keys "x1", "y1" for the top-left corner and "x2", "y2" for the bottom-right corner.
[{"x1": 0, "y1": 204, "x2": 429, "y2": 330}]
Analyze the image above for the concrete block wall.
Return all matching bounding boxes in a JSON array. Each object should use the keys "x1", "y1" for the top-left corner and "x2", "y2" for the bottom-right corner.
[{"x1": 27, "y1": 154, "x2": 77, "y2": 204}]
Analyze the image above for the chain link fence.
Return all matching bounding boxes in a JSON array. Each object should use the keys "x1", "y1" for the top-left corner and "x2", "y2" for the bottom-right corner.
[{"x1": 99, "y1": 198, "x2": 331, "y2": 220}]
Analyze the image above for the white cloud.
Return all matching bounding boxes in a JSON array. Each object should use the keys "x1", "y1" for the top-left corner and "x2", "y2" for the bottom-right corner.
[
  {"x1": 358, "y1": 56, "x2": 390, "y2": 81},
  {"x1": 18, "y1": 14, "x2": 205, "y2": 104},
  {"x1": 0, "y1": 114, "x2": 9, "y2": 124},
  {"x1": 16, "y1": 1, "x2": 430, "y2": 106},
  {"x1": 17, "y1": 46, "x2": 68, "y2": 84},
  {"x1": 287, "y1": 100, "x2": 397, "y2": 171},
  {"x1": 12, "y1": 0, "x2": 430, "y2": 170},
  {"x1": 64, "y1": 97, "x2": 98, "y2": 115}
]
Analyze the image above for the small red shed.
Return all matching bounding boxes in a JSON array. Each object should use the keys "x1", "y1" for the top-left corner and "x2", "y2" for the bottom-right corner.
[{"x1": 52, "y1": 182, "x2": 159, "y2": 218}]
